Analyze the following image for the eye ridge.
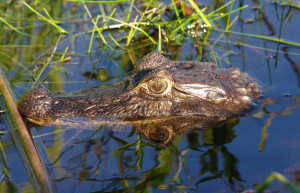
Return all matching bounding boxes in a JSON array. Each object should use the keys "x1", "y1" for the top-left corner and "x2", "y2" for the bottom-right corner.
[{"x1": 148, "y1": 79, "x2": 168, "y2": 94}]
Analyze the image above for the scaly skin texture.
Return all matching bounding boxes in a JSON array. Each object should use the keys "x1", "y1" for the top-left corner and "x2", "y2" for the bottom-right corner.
[{"x1": 18, "y1": 51, "x2": 261, "y2": 126}]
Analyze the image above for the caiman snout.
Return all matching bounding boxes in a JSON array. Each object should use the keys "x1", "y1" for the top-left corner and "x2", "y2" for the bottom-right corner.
[{"x1": 18, "y1": 88, "x2": 53, "y2": 122}]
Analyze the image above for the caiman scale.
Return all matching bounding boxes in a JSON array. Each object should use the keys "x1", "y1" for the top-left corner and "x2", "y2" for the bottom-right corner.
[{"x1": 18, "y1": 51, "x2": 261, "y2": 128}]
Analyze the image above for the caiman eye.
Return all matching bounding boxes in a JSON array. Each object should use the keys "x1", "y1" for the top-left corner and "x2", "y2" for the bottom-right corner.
[
  {"x1": 147, "y1": 79, "x2": 168, "y2": 94},
  {"x1": 137, "y1": 75, "x2": 173, "y2": 98}
]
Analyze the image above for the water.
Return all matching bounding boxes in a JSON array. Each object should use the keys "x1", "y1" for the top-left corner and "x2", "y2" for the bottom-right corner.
[{"x1": 0, "y1": 1, "x2": 300, "y2": 192}]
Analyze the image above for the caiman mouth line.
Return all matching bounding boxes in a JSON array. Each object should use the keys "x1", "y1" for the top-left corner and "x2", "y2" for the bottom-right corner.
[{"x1": 174, "y1": 84, "x2": 227, "y2": 102}]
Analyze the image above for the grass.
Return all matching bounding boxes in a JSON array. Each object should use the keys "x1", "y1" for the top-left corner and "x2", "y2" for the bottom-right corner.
[
  {"x1": 23, "y1": 1, "x2": 68, "y2": 34},
  {"x1": 0, "y1": 0, "x2": 300, "y2": 192},
  {"x1": 278, "y1": 0, "x2": 300, "y2": 9},
  {"x1": 256, "y1": 172, "x2": 300, "y2": 193},
  {"x1": 0, "y1": 16, "x2": 29, "y2": 36}
]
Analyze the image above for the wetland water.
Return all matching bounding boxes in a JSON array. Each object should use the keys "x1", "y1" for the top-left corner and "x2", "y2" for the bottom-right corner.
[{"x1": 0, "y1": 1, "x2": 300, "y2": 192}]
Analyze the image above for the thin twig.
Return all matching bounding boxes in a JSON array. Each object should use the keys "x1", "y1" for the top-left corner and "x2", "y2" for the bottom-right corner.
[{"x1": 0, "y1": 66, "x2": 53, "y2": 193}]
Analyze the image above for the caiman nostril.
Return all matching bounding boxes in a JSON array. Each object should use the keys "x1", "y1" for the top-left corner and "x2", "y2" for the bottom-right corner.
[{"x1": 229, "y1": 68, "x2": 241, "y2": 76}]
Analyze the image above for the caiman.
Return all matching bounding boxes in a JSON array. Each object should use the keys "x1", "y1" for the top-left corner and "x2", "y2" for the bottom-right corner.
[{"x1": 18, "y1": 51, "x2": 261, "y2": 142}]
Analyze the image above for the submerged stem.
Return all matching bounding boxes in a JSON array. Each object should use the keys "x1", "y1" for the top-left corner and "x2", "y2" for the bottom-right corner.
[{"x1": 0, "y1": 66, "x2": 54, "y2": 193}]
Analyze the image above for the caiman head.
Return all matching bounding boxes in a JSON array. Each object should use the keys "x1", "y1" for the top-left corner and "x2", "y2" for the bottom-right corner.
[
  {"x1": 18, "y1": 51, "x2": 261, "y2": 127},
  {"x1": 123, "y1": 51, "x2": 260, "y2": 120}
]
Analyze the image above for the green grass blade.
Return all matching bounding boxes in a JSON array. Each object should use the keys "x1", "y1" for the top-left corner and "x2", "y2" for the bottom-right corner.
[
  {"x1": 208, "y1": 37, "x2": 300, "y2": 56},
  {"x1": 210, "y1": 5, "x2": 248, "y2": 22},
  {"x1": 88, "y1": 15, "x2": 99, "y2": 54},
  {"x1": 0, "y1": 16, "x2": 29, "y2": 36},
  {"x1": 126, "y1": 0, "x2": 153, "y2": 46},
  {"x1": 126, "y1": 0, "x2": 134, "y2": 23},
  {"x1": 170, "y1": 15, "x2": 198, "y2": 37},
  {"x1": 171, "y1": 0, "x2": 185, "y2": 33},
  {"x1": 284, "y1": 0, "x2": 300, "y2": 9},
  {"x1": 67, "y1": 0, "x2": 127, "y2": 3},
  {"x1": 80, "y1": 0, "x2": 115, "y2": 49},
  {"x1": 256, "y1": 172, "x2": 300, "y2": 193},
  {"x1": 226, "y1": 30, "x2": 300, "y2": 47},
  {"x1": 108, "y1": 34, "x2": 126, "y2": 50},
  {"x1": 158, "y1": 25, "x2": 161, "y2": 51},
  {"x1": 59, "y1": 47, "x2": 69, "y2": 80},
  {"x1": 23, "y1": 1, "x2": 68, "y2": 34},
  {"x1": 171, "y1": 0, "x2": 180, "y2": 18},
  {"x1": 100, "y1": 16, "x2": 157, "y2": 44},
  {"x1": 0, "y1": 51, "x2": 30, "y2": 73},
  {"x1": 186, "y1": 0, "x2": 211, "y2": 28},
  {"x1": 31, "y1": 34, "x2": 63, "y2": 88},
  {"x1": 207, "y1": 1, "x2": 235, "y2": 17},
  {"x1": 225, "y1": 0, "x2": 234, "y2": 32}
]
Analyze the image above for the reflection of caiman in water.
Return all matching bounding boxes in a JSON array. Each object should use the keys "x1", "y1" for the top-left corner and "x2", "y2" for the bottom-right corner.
[{"x1": 18, "y1": 51, "x2": 261, "y2": 144}]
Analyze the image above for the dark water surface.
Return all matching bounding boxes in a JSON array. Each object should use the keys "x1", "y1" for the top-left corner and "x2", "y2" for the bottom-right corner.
[{"x1": 0, "y1": 1, "x2": 300, "y2": 193}]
